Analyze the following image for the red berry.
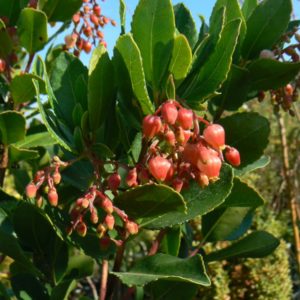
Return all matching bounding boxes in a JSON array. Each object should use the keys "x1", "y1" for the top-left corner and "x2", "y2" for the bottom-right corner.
[
  {"x1": 101, "y1": 198, "x2": 113, "y2": 214},
  {"x1": 48, "y1": 188, "x2": 58, "y2": 206},
  {"x1": 203, "y1": 124, "x2": 225, "y2": 150},
  {"x1": 93, "y1": 5, "x2": 101, "y2": 16},
  {"x1": 104, "y1": 214, "x2": 115, "y2": 230},
  {"x1": 177, "y1": 108, "x2": 194, "y2": 130},
  {"x1": 225, "y1": 147, "x2": 241, "y2": 167},
  {"x1": 83, "y1": 41, "x2": 92, "y2": 53},
  {"x1": 126, "y1": 168, "x2": 138, "y2": 187},
  {"x1": 26, "y1": 183, "x2": 37, "y2": 198},
  {"x1": 125, "y1": 221, "x2": 139, "y2": 235},
  {"x1": 53, "y1": 171, "x2": 61, "y2": 185},
  {"x1": 76, "y1": 222, "x2": 87, "y2": 237},
  {"x1": 197, "y1": 156, "x2": 222, "y2": 179},
  {"x1": 148, "y1": 156, "x2": 172, "y2": 181},
  {"x1": 161, "y1": 101, "x2": 178, "y2": 125},
  {"x1": 107, "y1": 173, "x2": 121, "y2": 191},
  {"x1": 142, "y1": 115, "x2": 162, "y2": 139},
  {"x1": 0, "y1": 59, "x2": 6, "y2": 73}
]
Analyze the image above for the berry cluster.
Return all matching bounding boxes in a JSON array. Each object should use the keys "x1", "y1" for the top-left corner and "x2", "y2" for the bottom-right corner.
[
  {"x1": 25, "y1": 156, "x2": 65, "y2": 207},
  {"x1": 64, "y1": 0, "x2": 115, "y2": 56},
  {"x1": 125, "y1": 100, "x2": 240, "y2": 193}
]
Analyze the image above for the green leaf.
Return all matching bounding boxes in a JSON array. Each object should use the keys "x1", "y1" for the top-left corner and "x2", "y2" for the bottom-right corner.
[
  {"x1": 206, "y1": 231, "x2": 280, "y2": 262},
  {"x1": 0, "y1": 208, "x2": 40, "y2": 276},
  {"x1": 88, "y1": 45, "x2": 115, "y2": 133},
  {"x1": 50, "y1": 280, "x2": 76, "y2": 300},
  {"x1": 161, "y1": 226, "x2": 181, "y2": 256},
  {"x1": 0, "y1": 111, "x2": 25, "y2": 145},
  {"x1": 165, "y1": 75, "x2": 176, "y2": 100},
  {"x1": 169, "y1": 34, "x2": 192, "y2": 82},
  {"x1": 219, "y1": 112, "x2": 270, "y2": 168},
  {"x1": 0, "y1": 28, "x2": 13, "y2": 58},
  {"x1": 242, "y1": 0, "x2": 258, "y2": 20},
  {"x1": 114, "y1": 34, "x2": 154, "y2": 114},
  {"x1": 242, "y1": 0, "x2": 292, "y2": 59},
  {"x1": 173, "y1": 3, "x2": 197, "y2": 48},
  {"x1": 11, "y1": 273, "x2": 50, "y2": 300},
  {"x1": 119, "y1": 0, "x2": 126, "y2": 34},
  {"x1": 112, "y1": 254, "x2": 210, "y2": 287},
  {"x1": 248, "y1": 59, "x2": 300, "y2": 91},
  {"x1": 141, "y1": 165, "x2": 233, "y2": 229},
  {"x1": 10, "y1": 74, "x2": 45, "y2": 104},
  {"x1": 147, "y1": 281, "x2": 198, "y2": 300},
  {"x1": 38, "y1": 0, "x2": 82, "y2": 22},
  {"x1": 132, "y1": 0, "x2": 175, "y2": 91},
  {"x1": 9, "y1": 145, "x2": 39, "y2": 165},
  {"x1": 13, "y1": 203, "x2": 69, "y2": 284},
  {"x1": 50, "y1": 52, "x2": 88, "y2": 128},
  {"x1": 0, "y1": 0, "x2": 25, "y2": 26},
  {"x1": 234, "y1": 155, "x2": 270, "y2": 177},
  {"x1": 64, "y1": 254, "x2": 94, "y2": 280},
  {"x1": 17, "y1": 8, "x2": 48, "y2": 54},
  {"x1": 183, "y1": 19, "x2": 242, "y2": 104},
  {"x1": 211, "y1": 64, "x2": 251, "y2": 111},
  {"x1": 114, "y1": 184, "x2": 186, "y2": 220},
  {"x1": 14, "y1": 132, "x2": 56, "y2": 148},
  {"x1": 202, "y1": 178, "x2": 264, "y2": 242}
]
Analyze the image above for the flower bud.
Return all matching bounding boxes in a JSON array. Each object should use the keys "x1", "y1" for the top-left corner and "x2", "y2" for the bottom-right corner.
[
  {"x1": 165, "y1": 130, "x2": 176, "y2": 146},
  {"x1": 177, "y1": 108, "x2": 194, "y2": 130},
  {"x1": 26, "y1": 183, "x2": 37, "y2": 198},
  {"x1": 197, "y1": 156, "x2": 222, "y2": 180},
  {"x1": 104, "y1": 214, "x2": 115, "y2": 230},
  {"x1": 97, "y1": 224, "x2": 106, "y2": 238},
  {"x1": 83, "y1": 41, "x2": 92, "y2": 53},
  {"x1": 90, "y1": 14, "x2": 99, "y2": 25},
  {"x1": 93, "y1": 5, "x2": 101, "y2": 16},
  {"x1": 52, "y1": 170, "x2": 61, "y2": 185},
  {"x1": 285, "y1": 84, "x2": 293, "y2": 96},
  {"x1": 90, "y1": 210, "x2": 99, "y2": 224},
  {"x1": 197, "y1": 173, "x2": 209, "y2": 188},
  {"x1": 148, "y1": 156, "x2": 172, "y2": 181},
  {"x1": 259, "y1": 49, "x2": 275, "y2": 60},
  {"x1": 161, "y1": 101, "x2": 178, "y2": 124},
  {"x1": 225, "y1": 147, "x2": 241, "y2": 167},
  {"x1": 126, "y1": 168, "x2": 138, "y2": 187},
  {"x1": 125, "y1": 221, "x2": 139, "y2": 235},
  {"x1": 0, "y1": 59, "x2": 6, "y2": 73},
  {"x1": 76, "y1": 222, "x2": 87, "y2": 237},
  {"x1": 142, "y1": 115, "x2": 162, "y2": 139},
  {"x1": 172, "y1": 178, "x2": 184, "y2": 193},
  {"x1": 48, "y1": 188, "x2": 58, "y2": 207},
  {"x1": 107, "y1": 173, "x2": 121, "y2": 191},
  {"x1": 203, "y1": 124, "x2": 225, "y2": 150},
  {"x1": 101, "y1": 197, "x2": 114, "y2": 214}
]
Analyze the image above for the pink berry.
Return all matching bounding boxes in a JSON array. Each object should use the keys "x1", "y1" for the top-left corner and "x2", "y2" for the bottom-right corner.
[
  {"x1": 177, "y1": 108, "x2": 194, "y2": 130},
  {"x1": 142, "y1": 115, "x2": 162, "y2": 139},
  {"x1": 101, "y1": 198, "x2": 113, "y2": 214},
  {"x1": 126, "y1": 168, "x2": 138, "y2": 187},
  {"x1": 26, "y1": 183, "x2": 37, "y2": 198},
  {"x1": 225, "y1": 147, "x2": 241, "y2": 167},
  {"x1": 203, "y1": 124, "x2": 225, "y2": 150},
  {"x1": 161, "y1": 101, "x2": 178, "y2": 124},
  {"x1": 104, "y1": 214, "x2": 115, "y2": 230},
  {"x1": 107, "y1": 173, "x2": 121, "y2": 191},
  {"x1": 48, "y1": 188, "x2": 58, "y2": 206},
  {"x1": 197, "y1": 156, "x2": 222, "y2": 179},
  {"x1": 148, "y1": 156, "x2": 172, "y2": 181},
  {"x1": 125, "y1": 221, "x2": 139, "y2": 235}
]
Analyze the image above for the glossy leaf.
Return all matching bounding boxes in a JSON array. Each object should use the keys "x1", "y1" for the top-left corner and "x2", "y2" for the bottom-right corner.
[
  {"x1": 112, "y1": 254, "x2": 210, "y2": 287},
  {"x1": 141, "y1": 165, "x2": 233, "y2": 229},
  {"x1": 114, "y1": 184, "x2": 186, "y2": 220},
  {"x1": 88, "y1": 45, "x2": 115, "y2": 133},
  {"x1": 114, "y1": 34, "x2": 154, "y2": 114},
  {"x1": 17, "y1": 8, "x2": 48, "y2": 53},
  {"x1": 202, "y1": 178, "x2": 264, "y2": 242},
  {"x1": 0, "y1": 0, "x2": 26, "y2": 26},
  {"x1": 161, "y1": 226, "x2": 181, "y2": 256},
  {"x1": 183, "y1": 19, "x2": 242, "y2": 104},
  {"x1": 242, "y1": 0, "x2": 292, "y2": 59},
  {"x1": 50, "y1": 280, "x2": 76, "y2": 300},
  {"x1": 169, "y1": 34, "x2": 192, "y2": 81},
  {"x1": 132, "y1": 0, "x2": 175, "y2": 90},
  {"x1": 242, "y1": 0, "x2": 258, "y2": 19},
  {"x1": 248, "y1": 59, "x2": 300, "y2": 91},
  {"x1": 9, "y1": 145, "x2": 39, "y2": 165},
  {"x1": 173, "y1": 3, "x2": 197, "y2": 48},
  {"x1": 206, "y1": 231, "x2": 280, "y2": 262},
  {"x1": 119, "y1": 0, "x2": 126, "y2": 34},
  {"x1": 64, "y1": 254, "x2": 94, "y2": 280},
  {"x1": 219, "y1": 112, "x2": 270, "y2": 167},
  {"x1": 0, "y1": 111, "x2": 25, "y2": 145},
  {"x1": 14, "y1": 132, "x2": 56, "y2": 148},
  {"x1": 38, "y1": 0, "x2": 82, "y2": 22},
  {"x1": 235, "y1": 155, "x2": 270, "y2": 177},
  {"x1": 10, "y1": 74, "x2": 45, "y2": 104},
  {"x1": 0, "y1": 28, "x2": 13, "y2": 58}
]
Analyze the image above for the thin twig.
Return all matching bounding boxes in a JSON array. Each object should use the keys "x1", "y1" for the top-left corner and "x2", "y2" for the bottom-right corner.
[
  {"x1": 100, "y1": 260, "x2": 109, "y2": 300},
  {"x1": 86, "y1": 277, "x2": 98, "y2": 300}
]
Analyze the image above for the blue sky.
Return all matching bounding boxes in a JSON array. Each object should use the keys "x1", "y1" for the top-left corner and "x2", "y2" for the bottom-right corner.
[{"x1": 45, "y1": 0, "x2": 300, "y2": 65}]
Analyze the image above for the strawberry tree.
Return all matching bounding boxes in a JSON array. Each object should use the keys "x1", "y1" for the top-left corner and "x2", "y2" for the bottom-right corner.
[{"x1": 0, "y1": 0, "x2": 299, "y2": 299}]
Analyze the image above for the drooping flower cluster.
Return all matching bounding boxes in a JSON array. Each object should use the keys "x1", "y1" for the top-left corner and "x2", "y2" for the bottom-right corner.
[
  {"x1": 64, "y1": 0, "x2": 115, "y2": 55},
  {"x1": 124, "y1": 100, "x2": 240, "y2": 193}
]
